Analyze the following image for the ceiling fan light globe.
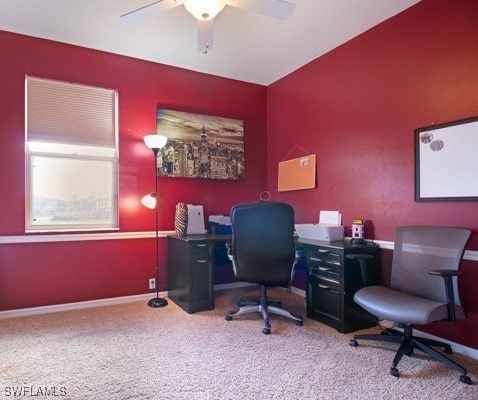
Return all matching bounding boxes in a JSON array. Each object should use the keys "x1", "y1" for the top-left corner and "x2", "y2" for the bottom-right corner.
[{"x1": 184, "y1": 0, "x2": 226, "y2": 21}]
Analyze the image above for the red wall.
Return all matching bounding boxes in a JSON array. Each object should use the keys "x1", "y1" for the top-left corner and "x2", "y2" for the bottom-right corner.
[
  {"x1": 267, "y1": 0, "x2": 478, "y2": 349},
  {"x1": 0, "y1": 30, "x2": 267, "y2": 309},
  {"x1": 1, "y1": 0, "x2": 478, "y2": 350}
]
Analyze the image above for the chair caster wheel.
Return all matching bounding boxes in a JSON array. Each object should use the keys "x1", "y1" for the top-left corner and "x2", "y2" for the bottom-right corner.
[
  {"x1": 225, "y1": 314, "x2": 233, "y2": 321},
  {"x1": 295, "y1": 319, "x2": 303, "y2": 326},
  {"x1": 349, "y1": 339, "x2": 358, "y2": 347},
  {"x1": 262, "y1": 327, "x2": 271, "y2": 335},
  {"x1": 460, "y1": 375, "x2": 472, "y2": 385},
  {"x1": 390, "y1": 367, "x2": 400, "y2": 378}
]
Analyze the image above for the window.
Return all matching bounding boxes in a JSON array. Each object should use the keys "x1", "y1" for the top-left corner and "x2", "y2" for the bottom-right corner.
[{"x1": 25, "y1": 76, "x2": 118, "y2": 232}]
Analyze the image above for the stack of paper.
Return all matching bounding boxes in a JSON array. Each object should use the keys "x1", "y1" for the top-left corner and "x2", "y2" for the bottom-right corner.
[{"x1": 319, "y1": 210, "x2": 342, "y2": 225}]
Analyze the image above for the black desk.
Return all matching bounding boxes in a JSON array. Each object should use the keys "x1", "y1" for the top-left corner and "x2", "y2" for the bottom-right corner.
[
  {"x1": 299, "y1": 238, "x2": 380, "y2": 333},
  {"x1": 167, "y1": 234, "x2": 380, "y2": 330},
  {"x1": 167, "y1": 234, "x2": 231, "y2": 313}
]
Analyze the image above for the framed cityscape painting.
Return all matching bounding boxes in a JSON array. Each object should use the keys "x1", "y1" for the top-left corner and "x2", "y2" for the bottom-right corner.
[{"x1": 155, "y1": 109, "x2": 244, "y2": 180}]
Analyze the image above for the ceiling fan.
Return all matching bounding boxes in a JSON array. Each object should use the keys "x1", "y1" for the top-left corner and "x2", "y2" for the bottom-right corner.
[{"x1": 121, "y1": 0, "x2": 296, "y2": 54}]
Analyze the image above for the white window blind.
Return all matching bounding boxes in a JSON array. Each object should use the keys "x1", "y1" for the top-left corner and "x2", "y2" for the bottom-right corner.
[
  {"x1": 25, "y1": 76, "x2": 119, "y2": 232},
  {"x1": 26, "y1": 76, "x2": 117, "y2": 147}
]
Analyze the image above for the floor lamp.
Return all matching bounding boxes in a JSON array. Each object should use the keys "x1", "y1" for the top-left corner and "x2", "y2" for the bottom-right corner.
[{"x1": 142, "y1": 134, "x2": 168, "y2": 308}]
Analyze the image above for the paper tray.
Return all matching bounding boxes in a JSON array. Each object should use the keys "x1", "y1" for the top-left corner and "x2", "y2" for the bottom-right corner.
[{"x1": 295, "y1": 223, "x2": 344, "y2": 241}]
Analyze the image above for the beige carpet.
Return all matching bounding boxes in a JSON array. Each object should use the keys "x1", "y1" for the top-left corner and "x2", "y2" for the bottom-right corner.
[{"x1": 1, "y1": 287, "x2": 477, "y2": 400}]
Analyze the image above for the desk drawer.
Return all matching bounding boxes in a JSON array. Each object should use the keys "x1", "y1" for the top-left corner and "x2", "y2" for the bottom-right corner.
[
  {"x1": 308, "y1": 270, "x2": 341, "y2": 292},
  {"x1": 190, "y1": 242, "x2": 212, "y2": 260},
  {"x1": 308, "y1": 249, "x2": 341, "y2": 268},
  {"x1": 307, "y1": 275, "x2": 340, "y2": 321},
  {"x1": 309, "y1": 264, "x2": 341, "y2": 285}
]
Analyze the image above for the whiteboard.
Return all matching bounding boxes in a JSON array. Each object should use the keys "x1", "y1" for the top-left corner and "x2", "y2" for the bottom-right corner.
[{"x1": 415, "y1": 117, "x2": 478, "y2": 201}]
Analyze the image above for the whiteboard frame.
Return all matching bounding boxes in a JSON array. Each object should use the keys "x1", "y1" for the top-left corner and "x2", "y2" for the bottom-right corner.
[{"x1": 415, "y1": 116, "x2": 478, "y2": 202}]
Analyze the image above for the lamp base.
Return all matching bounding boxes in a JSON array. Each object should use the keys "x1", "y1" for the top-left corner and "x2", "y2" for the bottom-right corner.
[{"x1": 147, "y1": 297, "x2": 168, "y2": 308}]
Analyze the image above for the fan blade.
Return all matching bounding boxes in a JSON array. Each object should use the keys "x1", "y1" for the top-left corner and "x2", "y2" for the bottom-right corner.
[
  {"x1": 197, "y1": 20, "x2": 214, "y2": 54},
  {"x1": 225, "y1": 0, "x2": 295, "y2": 20},
  {"x1": 121, "y1": 0, "x2": 184, "y2": 23}
]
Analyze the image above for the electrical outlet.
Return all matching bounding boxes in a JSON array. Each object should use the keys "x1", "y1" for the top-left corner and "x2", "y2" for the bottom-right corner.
[{"x1": 149, "y1": 278, "x2": 156, "y2": 290}]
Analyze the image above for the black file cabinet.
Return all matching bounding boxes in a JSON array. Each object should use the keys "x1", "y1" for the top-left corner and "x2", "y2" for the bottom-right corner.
[
  {"x1": 167, "y1": 234, "x2": 231, "y2": 313},
  {"x1": 300, "y1": 239, "x2": 380, "y2": 333}
]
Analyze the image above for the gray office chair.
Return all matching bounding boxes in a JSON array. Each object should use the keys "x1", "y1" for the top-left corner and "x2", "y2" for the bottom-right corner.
[
  {"x1": 225, "y1": 201, "x2": 303, "y2": 334},
  {"x1": 349, "y1": 226, "x2": 472, "y2": 384}
]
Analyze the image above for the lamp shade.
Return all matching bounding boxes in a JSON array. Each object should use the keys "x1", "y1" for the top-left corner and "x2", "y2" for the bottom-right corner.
[
  {"x1": 184, "y1": 0, "x2": 226, "y2": 21},
  {"x1": 141, "y1": 193, "x2": 156, "y2": 209},
  {"x1": 144, "y1": 134, "x2": 168, "y2": 150}
]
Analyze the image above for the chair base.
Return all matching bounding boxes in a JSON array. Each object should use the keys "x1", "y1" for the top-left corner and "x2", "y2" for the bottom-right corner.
[
  {"x1": 225, "y1": 285, "x2": 303, "y2": 334},
  {"x1": 349, "y1": 324, "x2": 472, "y2": 384}
]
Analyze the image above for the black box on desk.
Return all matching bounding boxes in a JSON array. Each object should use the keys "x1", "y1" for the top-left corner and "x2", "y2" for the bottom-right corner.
[{"x1": 208, "y1": 222, "x2": 232, "y2": 235}]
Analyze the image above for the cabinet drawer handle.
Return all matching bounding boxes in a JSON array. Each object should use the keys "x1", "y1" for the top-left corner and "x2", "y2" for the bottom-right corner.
[
  {"x1": 195, "y1": 259, "x2": 209, "y2": 263},
  {"x1": 318, "y1": 266, "x2": 330, "y2": 271},
  {"x1": 310, "y1": 258, "x2": 341, "y2": 266},
  {"x1": 309, "y1": 257, "x2": 323, "y2": 262},
  {"x1": 318, "y1": 284, "x2": 330, "y2": 289},
  {"x1": 318, "y1": 249, "x2": 329, "y2": 253},
  {"x1": 195, "y1": 243, "x2": 208, "y2": 247}
]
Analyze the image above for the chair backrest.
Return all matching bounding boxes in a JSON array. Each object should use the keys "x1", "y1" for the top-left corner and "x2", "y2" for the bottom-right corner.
[
  {"x1": 230, "y1": 201, "x2": 295, "y2": 285},
  {"x1": 391, "y1": 226, "x2": 471, "y2": 305}
]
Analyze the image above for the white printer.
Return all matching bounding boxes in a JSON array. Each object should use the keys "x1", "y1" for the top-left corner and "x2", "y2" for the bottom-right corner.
[{"x1": 295, "y1": 210, "x2": 344, "y2": 241}]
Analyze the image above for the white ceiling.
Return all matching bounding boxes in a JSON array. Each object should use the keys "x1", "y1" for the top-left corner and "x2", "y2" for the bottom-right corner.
[{"x1": 0, "y1": 0, "x2": 420, "y2": 85}]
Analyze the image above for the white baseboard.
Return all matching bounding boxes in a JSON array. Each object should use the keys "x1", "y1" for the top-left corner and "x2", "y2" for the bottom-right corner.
[
  {"x1": 0, "y1": 292, "x2": 168, "y2": 319},
  {"x1": 290, "y1": 287, "x2": 306, "y2": 297},
  {"x1": 0, "y1": 282, "x2": 252, "y2": 320},
  {"x1": 214, "y1": 282, "x2": 255, "y2": 291}
]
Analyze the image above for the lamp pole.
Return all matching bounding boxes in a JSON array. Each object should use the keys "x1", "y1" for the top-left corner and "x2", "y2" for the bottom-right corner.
[{"x1": 144, "y1": 135, "x2": 168, "y2": 308}]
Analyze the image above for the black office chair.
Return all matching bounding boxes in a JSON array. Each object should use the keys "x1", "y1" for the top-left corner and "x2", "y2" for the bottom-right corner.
[
  {"x1": 225, "y1": 201, "x2": 303, "y2": 334},
  {"x1": 349, "y1": 226, "x2": 472, "y2": 384}
]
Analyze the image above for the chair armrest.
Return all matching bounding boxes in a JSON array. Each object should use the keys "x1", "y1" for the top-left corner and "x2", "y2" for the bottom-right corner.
[
  {"x1": 225, "y1": 241, "x2": 237, "y2": 279},
  {"x1": 429, "y1": 269, "x2": 461, "y2": 277},
  {"x1": 345, "y1": 254, "x2": 374, "y2": 287},
  {"x1": 287, "y1": 247, "x2": 305, "y2": 293},
  {"x1": 428, "y1": 269, "x2": 462, "y2": 322}
]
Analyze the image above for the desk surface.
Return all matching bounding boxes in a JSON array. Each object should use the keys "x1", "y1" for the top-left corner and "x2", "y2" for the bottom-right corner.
[
  {"x1": 169, "y1": 234, "x2": 378, "y2": 250},
  {"x1": 168, "y1": 233, "x2": 231, "y2": 243},
  {"x1": 297, "y1": 237, "x2": 378, "y2": 250}
]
